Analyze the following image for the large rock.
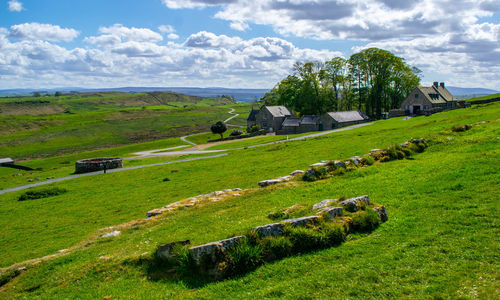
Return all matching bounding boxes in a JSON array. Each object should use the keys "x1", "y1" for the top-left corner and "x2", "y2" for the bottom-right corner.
[
  {"x1": 312, "y1": 199, "x2": 338, "y2": 211},
  {"x1": 253, "y1": 223, "x2": 284, "y2": 237},
  {"x1": 189, "y1": 236, "x2": 245, "y2": 278},
  {"x1": 373, "y1": 206, "x2": 388, "y2": 222},
  {"x1": 320, "y1": 207, "x2": 343, "y2": 219},
  {"x1": 310, "y1": 162, "x2": 328, "y2": 168},
  {"x1": 333, "y1": 160, "x2": 346, "y2": 168},
  {"x1": 156, "y1": 239, "x2": 191, "y2": 261},
  {"x1": 281, "y1": 215, "x2": 319, "y2": 227},
  {"x1": 290, "y1": 170, "x2": 305, "y2": 176},
  {"x1": 339, "y1": 195, "x2": 370, "y2": 212},
  {"x1": 258, "y1": 179, "x2": 280, "y2": 187}
]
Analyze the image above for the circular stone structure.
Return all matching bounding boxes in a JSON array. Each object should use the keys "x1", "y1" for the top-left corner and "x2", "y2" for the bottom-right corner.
[{"x1": 75, "y1": 157, "x2": 123, "y2": 174}]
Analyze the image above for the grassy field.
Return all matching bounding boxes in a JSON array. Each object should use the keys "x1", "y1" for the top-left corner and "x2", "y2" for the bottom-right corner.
[
  {"x1": 0, "y1": 92, "x2": 237, "y2": 160},
  {"x1": 466, "y1": 93, "x2": 500, "y2": 102},
  {"x1": 0, "y1": 103, "x2": 498, "y2": 298}
]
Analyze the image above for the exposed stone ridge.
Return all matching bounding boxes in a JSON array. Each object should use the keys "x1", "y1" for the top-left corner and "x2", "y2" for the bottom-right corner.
[
  {"x1": 156, "y1": 195, "x2": 389, "y2": 279},
  {"x1": 258, "y1": 170, "x2": 305, "y2": 187},
  {"x1": 147, "y1": 188, "x2": 244, "y2": 217},
  {"x1": 258, "y1": 138, "x2": 428, "y2": 187}
]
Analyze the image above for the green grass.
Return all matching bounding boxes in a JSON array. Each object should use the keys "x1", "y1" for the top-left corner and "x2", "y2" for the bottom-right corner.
[
  {"x1": 466, "y1": 92, "x2": 500, "y2": 102},
  {"x1": 0, "y1": 92, "x2": 236, "y2": 160},
  {"x1": 0, "y1": 104, "x2": 499, "y2": 298}
]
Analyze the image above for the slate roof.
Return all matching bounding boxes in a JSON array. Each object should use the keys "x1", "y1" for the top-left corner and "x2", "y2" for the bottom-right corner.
[
  {"x1": 282, "y1": 117, "x2": 300, "y2": 127},
  {"x1": 247, "y1": 109, "x2": 259, "y2": 121},
  {"x1": 265, "y1": 106, "x2": 292, "y2": 117},
  {"x1": 325, "y1": 110, "x2": 368, "y2": 123},
  {"x1": 417, "y1": 85, "x2": 456, "y2": 104},
  {"x1": 0, "y1": 158, "x2": 14, "y2": 165},
  {"x1": 301, "y1": 115, "x2": 321, "y2": 125}
]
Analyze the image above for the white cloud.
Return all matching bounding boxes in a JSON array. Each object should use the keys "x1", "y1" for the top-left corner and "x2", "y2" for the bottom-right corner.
[
  {"x1": 8, "y1": 0, "x2": 23, "y2": 12},
  {"x1": 95, "y1": 24, "x2": 163, "y2": 43},
  {"x1": 167, "y1": 33, "x2": 179, "y2": 39},
  {"x1": 0, "y1": 27, "x2": 341, "y2": 88},
  {"x1": 158, "y1": 25, "x2": 175, "y2": 34},
  {"x1": 159, "y1": 0, "x2": 500, "y2": 89},
  {"x1": 8, "y1": 23, "x2": 79, "y2": 42}
]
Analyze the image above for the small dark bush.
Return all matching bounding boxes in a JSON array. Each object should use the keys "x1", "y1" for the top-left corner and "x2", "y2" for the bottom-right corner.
[
  {"x1": 379, "y1": 156, "x2": 391, "y2": 162},
  {"x1": 267, "y1": 210, "x2": 286, "y2": 220},
  {"x1": 302, "y1": 167, "x2": 328, "y2": 182},
  {"x1": 351, "y1": 209, "x2": 381, "y2": 232},
  {"x1": 227, "y1": 239, "x2": 262, "y2": 275},
  {"x1": 283, "y1": 225, "x2": 323, "y2": 253},
  {"x1": 363, "y1": 155, "x2": 375, "y2": 166},
  {"x1": 260, "y1": 236, "x2": 292, "y2": 261},
  {"x1": 451, "y1": 124, "x2": 472, "y2": 132},
  {"x1": 248, "y1": 124, "x2": 260, "y2": 133},
  {"x1": 320, "y1": 222, "x2": 347, "y2": 246},
  {"x1": 230, "y1": 129, "x2": 243, "y2": 136},
  {"x1": 18, "y1": 187, "x2": 67, "y2": 201}
]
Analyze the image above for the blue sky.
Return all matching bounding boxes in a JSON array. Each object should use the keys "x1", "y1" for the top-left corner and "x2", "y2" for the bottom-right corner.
[{"x1": 1, "y1": 0, "x2": 499, "y2": 89}]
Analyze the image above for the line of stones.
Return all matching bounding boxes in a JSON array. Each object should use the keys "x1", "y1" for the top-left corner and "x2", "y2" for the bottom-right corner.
[
  {"x1": 258, "y1": 138, "x2": 428, "y2": 187},
  {"x1": 156, "y1": 195, "x2": 387, "y2": 278}
]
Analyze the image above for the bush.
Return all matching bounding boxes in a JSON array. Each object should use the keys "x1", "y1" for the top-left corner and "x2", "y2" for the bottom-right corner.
[
  {"x1": 260, "y1": 236, "x2": 292, "y2": 261},
  {"x1": 248, "y1": 124, "x2": 260, "y2": 133},
  {"x1": 227, "y1": 239, "x2": 262, "y2": 275},
  {"x1": 18, "y1": 188, "x2": 67, "y2": 201},
  {"x1": 230, "y1": 129, "x2": 243, "y2": 136},
  {"x1": 351, "y1": 209, "x2": 381, "y2": 232},
  {"x1": 363, "y1": 155, "x2": 375, "y2": 166},
  {"x1": 283, "y1": 225, "x2": 323, "y2": 253},
  {"x1": 302, "y1": 167, "x2": 328, "y2": 182},
  {"x1": 451, "y1": 124, "x2": 472, "y2": 132},
  {"x1": 320, "y1": 222, "x2": 347, "y2": 246}
]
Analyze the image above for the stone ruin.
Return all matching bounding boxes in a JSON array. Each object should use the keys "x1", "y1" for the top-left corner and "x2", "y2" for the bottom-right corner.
[
  {"x1": 156, "y1": 195, "x2": 388, "y2": 279},
  {"x1": 75, "y1": 157, "x2": 123, "y2": 174}
]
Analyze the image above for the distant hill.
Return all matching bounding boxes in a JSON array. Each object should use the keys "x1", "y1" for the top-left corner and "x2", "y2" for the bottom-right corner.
[
  {"x1": 0, "y1": 87, "x2": 270, "y2": 102},
  {"x1": 446, "y1": 86, "x2": 499, "y2": 97}
]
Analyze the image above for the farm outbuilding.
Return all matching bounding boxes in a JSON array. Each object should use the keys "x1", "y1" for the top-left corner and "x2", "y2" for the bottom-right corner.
[{"x1": 321, "y1": 110, "x2": 369, "y2": 130}]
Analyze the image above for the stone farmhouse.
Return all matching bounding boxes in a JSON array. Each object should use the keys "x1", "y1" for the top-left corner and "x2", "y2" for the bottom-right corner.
[
  {"x1": 401, "y1": 82, "x2": 457, "y2": 114},
  {"x1": 247, "y1": 105, "x2": 369, "y2": 135}
]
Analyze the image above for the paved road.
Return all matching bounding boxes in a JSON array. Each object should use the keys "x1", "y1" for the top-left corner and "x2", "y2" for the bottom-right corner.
[
  {"x1": 0, "y1": 154, "x2": 228, "y2": 195},
  {"x1": 1, "y1": 122, "x2": 373, "y2": 195},
  {"x1": 224, "y1": 108, "x2": 239, "y2": 123}
]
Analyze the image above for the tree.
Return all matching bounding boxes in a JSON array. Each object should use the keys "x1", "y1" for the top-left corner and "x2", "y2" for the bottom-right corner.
[
  {"x1": 33, "y1": 92, "x2": 41, "y2": 97},
  {"x1": 54, "y1": 91, "x2": 62, "y2": 97},
  {"x1": 211, "y1": 121, "x2": 227, "y2": 140}
]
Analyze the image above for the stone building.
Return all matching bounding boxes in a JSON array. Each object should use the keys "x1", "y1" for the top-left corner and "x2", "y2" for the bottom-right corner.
[
  {"x1": 321, "y1": 110, "x2": 369, "y2": 130},
  {"x1": 246, "y1": 109, "x2": 259, "y2": 129},
  {"x1": 401, "y1": 82, "x2": 457, "y2": 114},
  {"x1": 255, "y1": 106, "x2": 292, "y2": 132}
]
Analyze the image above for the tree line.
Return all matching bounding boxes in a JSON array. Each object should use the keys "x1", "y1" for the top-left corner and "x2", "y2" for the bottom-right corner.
[{"x1": 261, "y1": 48, "x2": 421, "y2": 118}]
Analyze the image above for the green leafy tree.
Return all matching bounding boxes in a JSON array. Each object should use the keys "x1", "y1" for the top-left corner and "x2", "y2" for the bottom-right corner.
[{"x1": 211, "y1": 121, "x2": 227, "y2": 140}]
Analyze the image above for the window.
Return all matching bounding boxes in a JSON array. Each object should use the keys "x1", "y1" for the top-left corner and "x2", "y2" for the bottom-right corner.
[
  {"x1": 424, "y1": 105, "x2": 429, "y2": 110},
  {"x1": 415, "y1": 94, "x2": 419, "y2": 98}
]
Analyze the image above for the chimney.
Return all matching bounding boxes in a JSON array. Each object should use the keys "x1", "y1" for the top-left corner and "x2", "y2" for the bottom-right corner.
[
  {"x1": 440, "y1": 82, "x2": 445, "y2": 88},
  {"x1": 433, "y1": 82, "x2": 439, "y2": 88}
]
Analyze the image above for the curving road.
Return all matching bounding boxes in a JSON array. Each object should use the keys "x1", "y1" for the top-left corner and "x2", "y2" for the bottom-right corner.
[{"x1": 0, "y1": 117, "x2": 373, "y2": 195}]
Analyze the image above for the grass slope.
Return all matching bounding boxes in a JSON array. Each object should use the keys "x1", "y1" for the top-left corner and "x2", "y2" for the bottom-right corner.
[
  {"x1": 0, "y1": 103, "x2": 498, "y2": 298},
  {"x1": 466, "y1": 93, "x2": 500, "y2": 102},
  {"x1": 0, "y1": 92, "x2": 239, "y2": 160}
]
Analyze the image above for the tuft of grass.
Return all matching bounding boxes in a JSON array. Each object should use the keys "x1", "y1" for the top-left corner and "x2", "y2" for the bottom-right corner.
[
  {"x1": 451, "y1": 124, "x2": 472, "y2": 132},
  {"x1": 17, "y1": 187, "x2": 67, "y2": 201},
  {"x1": 350, "y1": 209, "x2": 381, "y2": 232}
]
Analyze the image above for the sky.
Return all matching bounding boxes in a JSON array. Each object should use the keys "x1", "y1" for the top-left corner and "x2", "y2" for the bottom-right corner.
[{"x1": 1, "y1": 0, "x2": 499, "y2": 90}]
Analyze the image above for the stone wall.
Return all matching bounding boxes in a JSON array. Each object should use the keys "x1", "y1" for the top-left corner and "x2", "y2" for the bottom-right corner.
[{"x1": 75, "y1": 157, "x2": 123, "y2": 174}]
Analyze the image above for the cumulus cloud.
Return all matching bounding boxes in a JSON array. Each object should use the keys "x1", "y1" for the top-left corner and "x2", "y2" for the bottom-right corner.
[
  {"x1": 0, "y1": 26, "x2": 340, "y2": 88},
  {"x1": 8, "y1": 0, "x2": 23, "y2": 12},
  {"x1": 159, "y1": 0, "x2": 500, "y2": 88},
  {"x1": 158, "y1": 25, "x2": 179, "y2": 39},
  {"x1": 8, "y1": 23, "x2": 79, "y2": 42}
]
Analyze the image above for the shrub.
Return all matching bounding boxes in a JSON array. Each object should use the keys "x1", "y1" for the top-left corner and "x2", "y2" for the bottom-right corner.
[
  {"x1": 363, "y1": 155, "x2": 375, "y2": 166},
  {"x1": 451, "y1": 124, "x2": 471, "y2": 132},
  {"x1": 267, "y1": 210, "x2": 286, "y2": 220},
  {"x1": 230, "y1": 129, "x2": 243, "y2": 136},
  {"x1": 351, "y1": 209, "x2": 381, "y2": 232},
  {"x1": 248, "y1": 124, "x2": 260, "y2": 133},
  {"x1": 210, "y1": 121, "x2": 227, "y2": 139},
  {"x1": 283, "y1": 225, "x2": 323, "y2": 253},
  {"x1": 302, "y1": 167, "x2": 328, "y2": 182},
  {"x1": 18, "y1": 188, "x2": 67, "y2": 201},
  {"x1": 260, "y1": 236, "x2": 292, "y2": 261},
  {"x1": 227, "y1": 239, "x2": 262, "y2": 275},
  {"x1": 320, "y1": 222, "x2": 347, "y2": 246}
]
